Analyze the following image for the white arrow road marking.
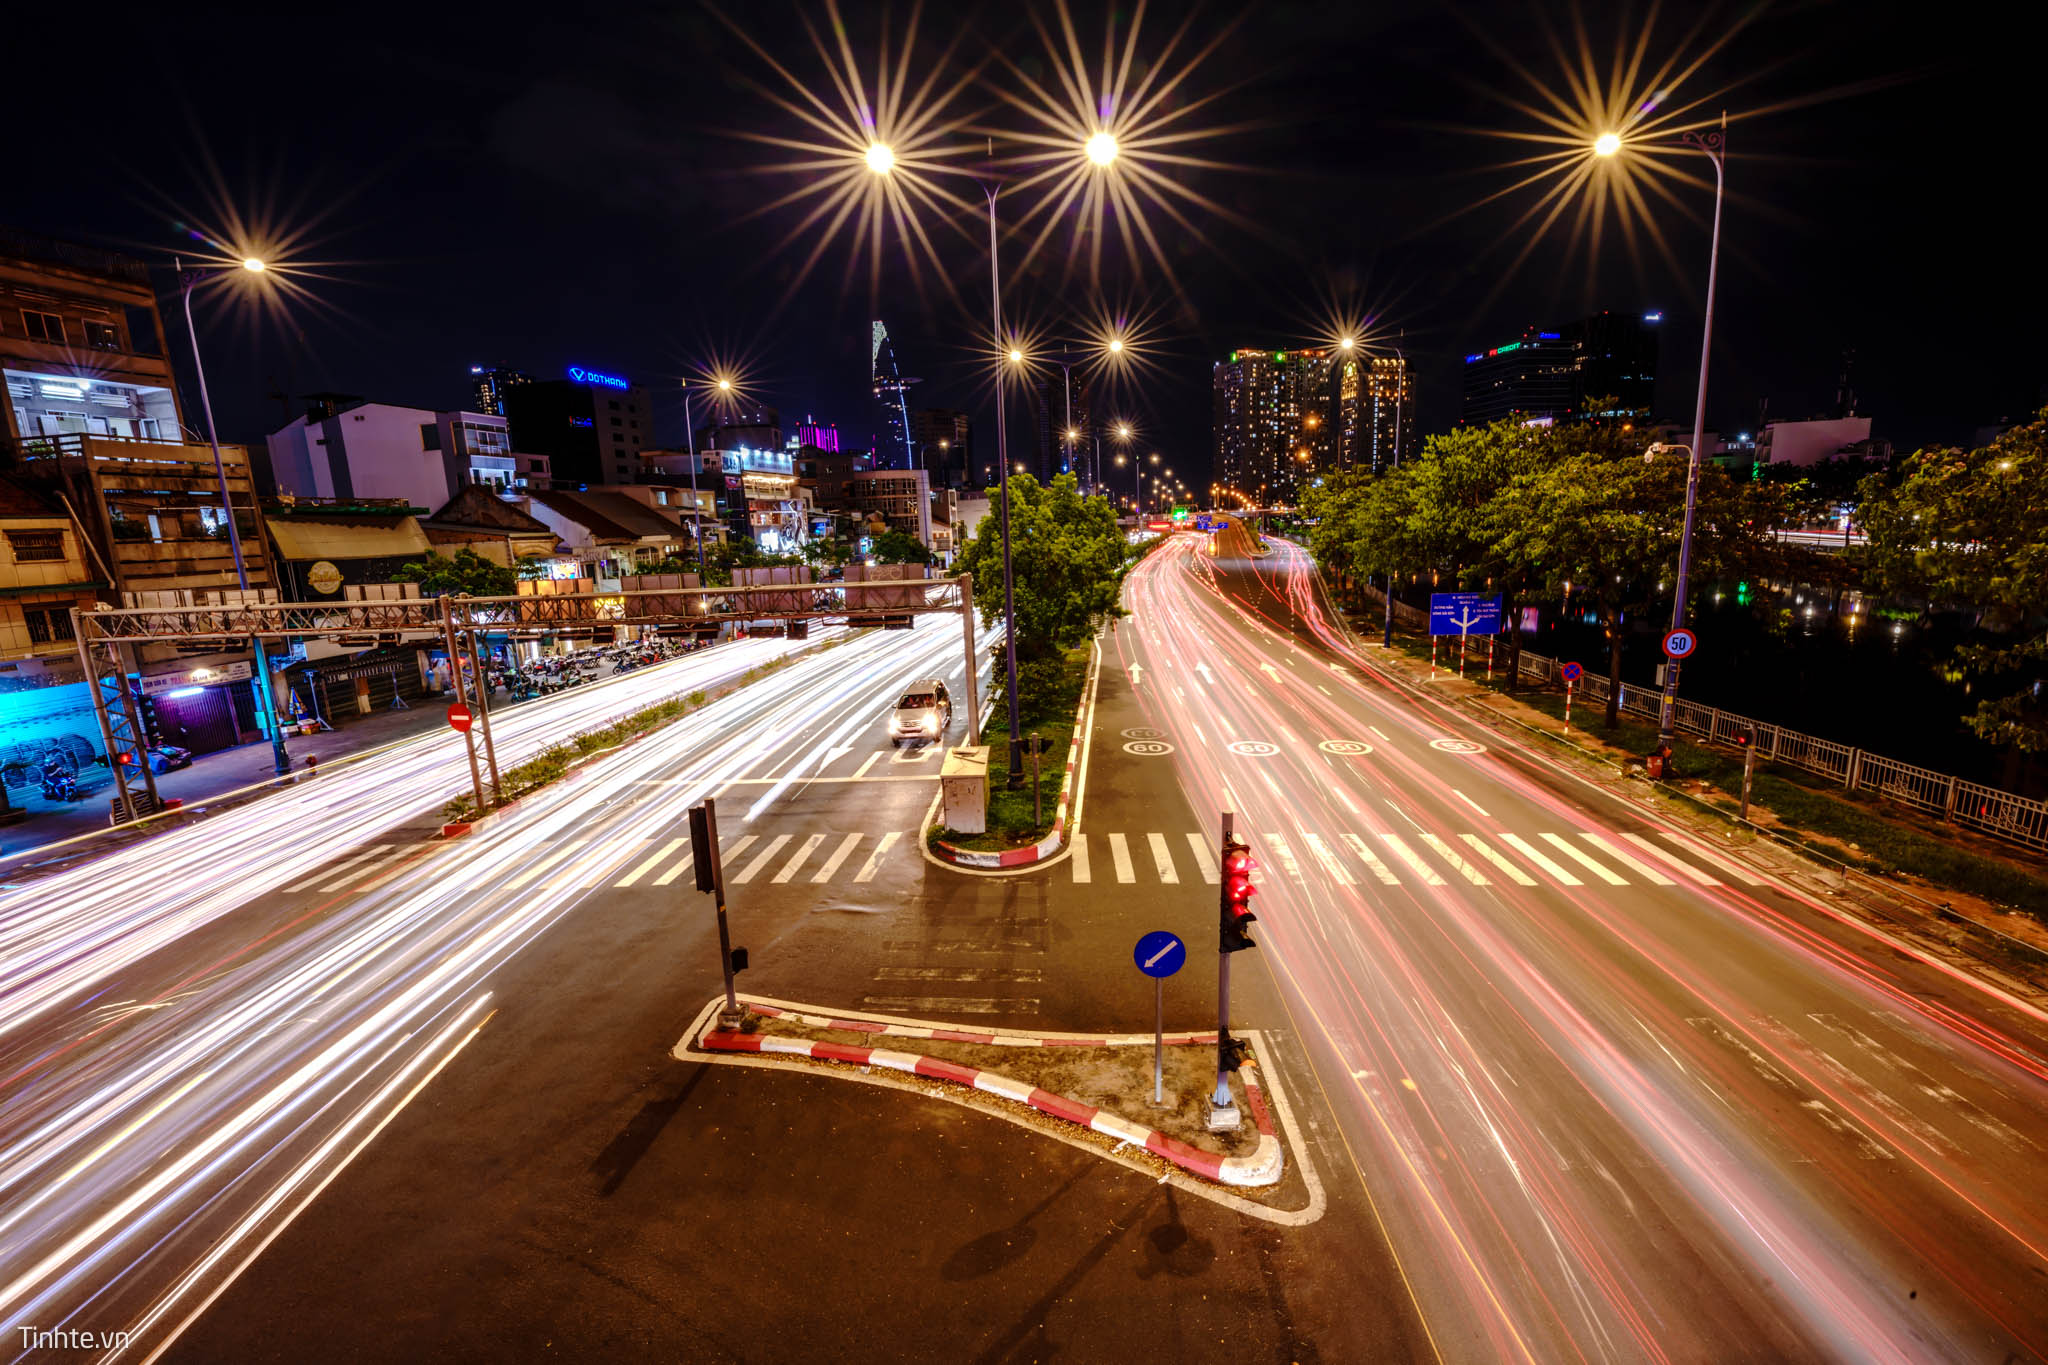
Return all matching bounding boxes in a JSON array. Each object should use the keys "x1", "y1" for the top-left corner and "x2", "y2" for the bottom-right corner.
[
  {"x1": 1194, "y1": 661, "x2": 1215, "y2": 685},
  {"x1": 1129, "y1": 663, "x2": 1145, "y2": 687}
]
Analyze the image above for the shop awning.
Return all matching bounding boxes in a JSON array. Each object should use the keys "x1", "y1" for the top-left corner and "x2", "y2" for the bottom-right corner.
[{"x1": 269, "y1": 517, "x2": 431, "y2": 562}]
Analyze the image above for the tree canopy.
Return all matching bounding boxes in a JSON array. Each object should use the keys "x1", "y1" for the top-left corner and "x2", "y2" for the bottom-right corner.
[
  {"x1": 1858, "y1": 411, "x2": 2048, "y2": 751},
  {"x1": 391, "y1": 548, "x2": 515, "y2": 597},
  {"x1": 958, "y1": 473, "x2": 1126, "y2": 662},
  {"x1": 868, "y1": 528, "x2": 934, "y2": 566}
]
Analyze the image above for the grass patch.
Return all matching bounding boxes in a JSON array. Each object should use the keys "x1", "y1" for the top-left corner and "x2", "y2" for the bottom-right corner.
[
  {"x1": 441, "y1": 654, "x2": 797, "y2": 823},
  {"x1": 1348, "y1": 611, "x2": 2048, "y2": 919},
  {"x1": 938, "y1": 646, "x2": 1089, "y2": 851}
]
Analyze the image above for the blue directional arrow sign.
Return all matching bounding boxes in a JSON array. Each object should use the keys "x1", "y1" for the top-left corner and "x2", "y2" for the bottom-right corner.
[
  {"x1": 1133, "y1": 930, "x2": 1186, "y2": 979},
  {"x1": 1428, "y1": 592, "x2": 1504, "y2": 638}
]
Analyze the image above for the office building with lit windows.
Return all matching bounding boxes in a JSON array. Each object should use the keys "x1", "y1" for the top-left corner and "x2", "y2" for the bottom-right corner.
[
  {"x1": 1462, "y1": 311, "x2": 1661, "y2": 426},
  {"x1": 1365, "y1": 356, "x2": 1415, "y2": 474},
  {"x1": 504, "y1": 366, "x2": 651, "y2": 486},
  {"x1": 468, "y1": 364, "x2": 532, "y2": 417},
  {"x1": 1212, "y1": 348, "x2": 1333, "y2": 504}
]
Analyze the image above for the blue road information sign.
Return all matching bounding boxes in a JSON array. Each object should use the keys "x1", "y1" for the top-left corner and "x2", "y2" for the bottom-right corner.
[
  {"x1": 1428, "y1": 592, "x2": 1504, "y2": 637},
  {"x1": 1560, "y1": 661, "x2": 1585, "y2": 684},
  {"x1": 1134, "y1": 930, "x2": 1187, "y2": 978},
  {"x1": 1662, "y1": 627, "x2": 1699, "y2": 660}
]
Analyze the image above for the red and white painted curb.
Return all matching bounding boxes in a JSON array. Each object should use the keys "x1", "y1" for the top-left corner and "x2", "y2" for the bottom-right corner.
[
  {"x1": 699, "y1": 1022, "x2": 1283, "y2": 1188},
  {"x1": 745, "y1": 1002, "x2": 1217, "y2": 1049},
  {"x1": 931, "y1": 644, "x2": 1100, "y2": 870}
]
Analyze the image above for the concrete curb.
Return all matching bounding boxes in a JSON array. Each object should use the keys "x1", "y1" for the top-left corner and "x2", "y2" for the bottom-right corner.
[
  {"x1": 699, "y1": 1021, "x2": 1282, "y2": 1188},
  {"x1": 928, "y1": 639, "x2": 1101, "y2": 871},
  {"x1": 745, "y1": 1001, "x2": 1217, "y2": 1048}
]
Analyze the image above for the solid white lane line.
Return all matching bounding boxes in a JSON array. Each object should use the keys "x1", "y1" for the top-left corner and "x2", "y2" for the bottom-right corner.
[
  {"x1": 1071, "y1": 833, "x2": 1092, "y2": 883},
  {"x1": 1541, "y1": 833, "x2": 1628, "y2": 885},
  {"x1": 1302, "y1": 833, "x2": 1355, "y2": 886},
  {"x1": 853, "y1": 830, "x2": 901, "y2": 882},
  {"x1": 1499, "y1": 832, "x2": 1581, "y2": 885},
  {"x1": 1459, "y1": 834, "x2": 1538, "y2": 885},
  {"x1": 1421, "y1": 832, "x2": 1490, "y2": 886},
  {"x1": 1184, "y1": 833, "x2": 1220, "y2": 884},
  {"x1": 1341, "y1": 833, "x2": 1401, "y2": 885},
  {"x1": 812, "y1": 832, "x2": 863, "y2": 883},
  {"x1": 288, "y1": 846, "x2": 386, "y2": 891},
  {"x1": 1262, "y1": 833, "x2": 1304, "y2": 881},
  {"x1": 772, "y1": 833, "x2": 826, "y2": 883},
  {"x1": 1369, "y1": 726, "x2": 1392, "y2": 742},
  {"x1": 1377, "y1": 833, "x2": 1445, "y2": 886},
  {"x1": 1453, "y1": 789, "x2": 1490, "y2": 818},
  {"x1": 1578, "y1": 832, "x2": 1674, "y2": 885},
  {"x1": 504, "y1": 840, "x2": 585, "y2": 890},
  {"x1": 1620, "y1": 832, "x2": 1719, "y2": 885},
  {"x1": 1657, "y1": 831, "x2": 1765, "y2": 885},
  {"x1": 618, "y1": 838, "x2": 686, "y2": 887},
  {"x1": 854, "y1": 751, "x2": 883, "y2": 779},
  {"x1": 1108, "y1": 833, "x2": 1137, "y2": 884},
  {"x1": 1147, "y1": 833, "x2": 1179, "y2": 884}
]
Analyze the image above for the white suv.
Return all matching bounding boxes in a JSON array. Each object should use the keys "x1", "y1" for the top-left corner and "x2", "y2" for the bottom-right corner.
[{"x1": 889, "y1": 678, "x2": 953, "y2": 746}]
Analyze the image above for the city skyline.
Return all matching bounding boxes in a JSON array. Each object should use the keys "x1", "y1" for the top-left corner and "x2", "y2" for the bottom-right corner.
[{"x1": 2, "y1": 3, "x2": 2031, "y2": 492}]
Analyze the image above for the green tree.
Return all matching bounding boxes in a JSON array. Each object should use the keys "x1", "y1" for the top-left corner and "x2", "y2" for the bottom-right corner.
[
  {"x1": 391, "y1": 548, "x2": 514, "y2": 597},
  {"x1": 959, "y1": 473, "x2": 1126, "y2": 665},
  {"x1": 868, "y1": 528, "x2": 933, "y2": 566},
  {"x1": 1857, "y1": 413, "x2": 2048, "y2": 751},
  {"x1": 1493, "y1": 432, "x2": 1778, "y2": 727},
  {"x1": 1406, "y1": 422, "x2": 1561, "y2": 689}
]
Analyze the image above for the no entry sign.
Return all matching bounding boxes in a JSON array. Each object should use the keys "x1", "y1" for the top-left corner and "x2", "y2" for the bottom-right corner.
[{"x1": 447, "y1": 702, "x2": 474, "y2": 733}]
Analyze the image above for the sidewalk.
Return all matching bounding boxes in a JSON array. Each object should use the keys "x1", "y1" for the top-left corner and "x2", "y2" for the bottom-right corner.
[
  {"x1": 1334, "y1": 605, "x2": 2048, "y2": 969},
  {"x1": 0, "y1": 692, "x2": 468, "y2": 860}
]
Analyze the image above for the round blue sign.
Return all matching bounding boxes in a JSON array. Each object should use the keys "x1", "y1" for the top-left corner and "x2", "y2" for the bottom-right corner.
[
  {"x1": 1133, "y1": 930, "x2": 1186, "y2": 979},
  {"x1": 1662, "y1": 628, "x2": 1699, "y2": 660},
  {"x1": 1560, "y1": 661, "x2": 1584, "y2": 683}
]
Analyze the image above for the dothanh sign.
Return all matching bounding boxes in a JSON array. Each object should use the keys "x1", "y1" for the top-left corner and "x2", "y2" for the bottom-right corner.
[
  {"x1": 567, "y1": 365, "x2": 629, "y2": 390},
  {"x1": 1428, "y1": 593, "x2": 1503, "y2": 637}
]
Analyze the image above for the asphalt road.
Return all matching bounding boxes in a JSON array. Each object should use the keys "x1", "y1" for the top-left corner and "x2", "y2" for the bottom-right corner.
[
  {"x1": 13, "y1": 525, "x2": 2048, "y2": 1363},
  {"x1": 1105, "y1": 521, "x2": 2048, "y2": 1362},
  {"x1": 0, "y1": 619, "x2": 997, "y2": 1360}
]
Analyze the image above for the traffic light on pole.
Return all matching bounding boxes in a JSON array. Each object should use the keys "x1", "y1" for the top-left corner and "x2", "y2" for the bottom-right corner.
[{"x1": 1220, "y1": 838, "x2": 1258, "y2": 953}]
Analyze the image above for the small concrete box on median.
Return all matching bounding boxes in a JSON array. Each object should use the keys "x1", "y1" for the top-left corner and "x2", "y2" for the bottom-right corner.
[{"x1": 940, "y1": 745, "x2": 990, "y2": 835}]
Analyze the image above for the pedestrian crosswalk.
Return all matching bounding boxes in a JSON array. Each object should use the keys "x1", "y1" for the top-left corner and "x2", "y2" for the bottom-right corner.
[
  {"x1": 283, "y1": 827, "x2": 920, "y2": 897},
  {"x1": 1066, "y1": 827, "x2": 1765, "y2": 891},
  {"x1": 281, "y1": 822, "x2": 1765, "y2": 900}
]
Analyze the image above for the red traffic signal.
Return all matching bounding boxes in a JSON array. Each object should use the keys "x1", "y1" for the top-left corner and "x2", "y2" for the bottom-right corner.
[
  {"x1": 1734, "y1": 728, "x2": 1755, "y2": 750},
  {"x1": 1221, "y1": 839, "x2": 1258, "y2": 953}
]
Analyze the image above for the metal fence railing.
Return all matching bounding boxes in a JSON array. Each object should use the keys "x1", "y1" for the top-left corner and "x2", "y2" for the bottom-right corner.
[{"x1": 1348, "y1": 582, "x2": 2048, "y2": 855}]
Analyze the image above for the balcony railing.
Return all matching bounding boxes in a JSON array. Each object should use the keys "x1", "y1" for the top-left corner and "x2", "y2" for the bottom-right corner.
[{"x1": 6, "y1": 431, "x2": 251, "y2": 471}]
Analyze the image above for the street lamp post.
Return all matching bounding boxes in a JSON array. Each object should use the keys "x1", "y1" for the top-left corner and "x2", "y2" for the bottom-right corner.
[
  {"x1": 984, "y1": 182, "x2": 1027, "y2": 788},
  {"x1": 681, "y1": 378, "x2": 709, "y2": 576},
  {"x1": 1653, "y1": 114, "x2": 1727, "y2": 755},
  {"x1": 179, "y1": 259, "x2": 290, "y2": 779}
]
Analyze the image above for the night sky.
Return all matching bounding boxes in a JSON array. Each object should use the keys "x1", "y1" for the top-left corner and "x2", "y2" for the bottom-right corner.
[{"x1": 12, "y1": 2, "x2": 2036, "y2": 485}]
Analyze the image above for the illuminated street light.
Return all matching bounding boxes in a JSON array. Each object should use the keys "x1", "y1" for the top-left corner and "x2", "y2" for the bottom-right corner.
[
  {"x1": 1009, "y1": 347, "x2": 1025, "y2": 363},
  {"x1": 1107, "y1": 336, "x2": 1124, "y2": 354},
  {"x1": 1086, "y1": 130, "x2": 1119, "y2": 166},
  {"x1": 1592, "y1": 131, "x2": 1622, "y2": 157},
  {"x1": 178, "y1": 251, "x2": 289, "y2": 780},
  {"x1": 864, "y1": 142, "x2": 897, "y2": 174}
]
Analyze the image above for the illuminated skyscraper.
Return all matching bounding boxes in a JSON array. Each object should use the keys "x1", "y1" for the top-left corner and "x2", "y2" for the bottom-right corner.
[
  {"x1": 871, "y1": 320, "x2": 919, "y2": 471},
  {"x1": 1212, "y1": 348, "x2": 1333, "y2": 503},
  {"x1": 1366, "y1": 356, "x2": 1414, "y2": 473}
]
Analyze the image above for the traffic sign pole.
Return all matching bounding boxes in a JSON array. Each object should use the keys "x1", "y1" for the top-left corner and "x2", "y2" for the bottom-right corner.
[
  {"x1": 1133, "y1": 928, "x2": 1186, "y2": 1109},
  {"x1": 1154, "y1": 975, "x2": 1165, "y2": 1106},
  {"x1": 1212, "y1": 810, "x2": 1236, "y2": 1127},
  {"x1": 440, "y1": 600, "x2": 488, "y2": 817}
]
